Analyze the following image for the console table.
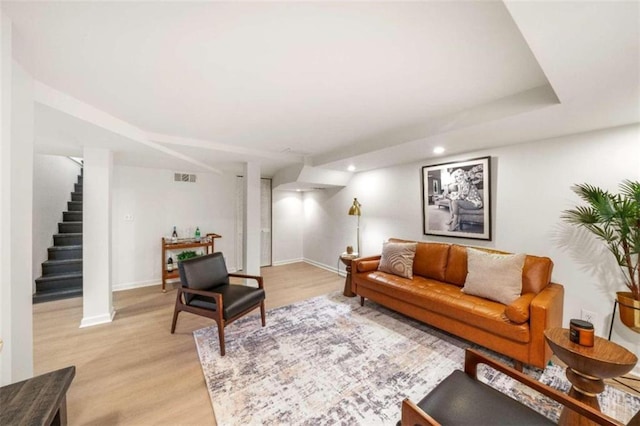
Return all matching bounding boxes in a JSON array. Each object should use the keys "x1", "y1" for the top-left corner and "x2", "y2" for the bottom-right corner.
[
  {"x1": 0, "y1": 366, "x2": 76, "y2": 426},
  {"x1": 161, "y1": 233, "x2": 221, "y2": 292},
  {"x1": 544, "y1": 328, "x2": 637, "y2": 426}
]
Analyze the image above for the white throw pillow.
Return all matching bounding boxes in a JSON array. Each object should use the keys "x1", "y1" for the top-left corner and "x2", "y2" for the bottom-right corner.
[
  {"x1": 462, "y1": 248, "x2": 526, "y2": 305},
  {"x1": 378, "y1": 241, "x2": 417, "y2": 279}
]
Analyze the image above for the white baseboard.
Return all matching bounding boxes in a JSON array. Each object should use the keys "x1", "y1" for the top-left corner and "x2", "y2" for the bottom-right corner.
[
  {"x1": 111, "y1": 259, "x2": 345, "y2": 293},
  {"x1": 272, "y1": 258, "x2": 304, "y2": 266},
  {"x1": 112, "y1": 279, "x2": 162, "y2": 292},
  {"x1": 303, "y1": 258, "x2": 343, "y2": 275},
  {"x1": 80, "y1": 309, "x2": 116, "y2": 328}
]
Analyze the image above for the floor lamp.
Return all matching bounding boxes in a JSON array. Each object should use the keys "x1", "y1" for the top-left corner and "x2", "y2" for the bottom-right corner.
[{"x1": 348, "y1": 198, "x2": 362, "y2": 255}]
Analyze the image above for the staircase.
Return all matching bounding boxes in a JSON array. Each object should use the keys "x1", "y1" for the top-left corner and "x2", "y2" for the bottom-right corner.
[{"x1": 33, "y1": 170, "x2": 83, "y2": 304}]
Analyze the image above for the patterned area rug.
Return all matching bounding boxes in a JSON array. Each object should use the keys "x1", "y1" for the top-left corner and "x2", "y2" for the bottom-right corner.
[{"x1": 194, "y1": 293, "x2": 639, "y2": 425}]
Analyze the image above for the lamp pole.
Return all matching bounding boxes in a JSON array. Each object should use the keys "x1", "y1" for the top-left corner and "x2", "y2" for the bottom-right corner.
[
  {"x1": 348, "y1": 198, "x2": 362, "y2": 255},
  {"x1": 356, "y1": 214, "x2": 360, "y2": 255}
]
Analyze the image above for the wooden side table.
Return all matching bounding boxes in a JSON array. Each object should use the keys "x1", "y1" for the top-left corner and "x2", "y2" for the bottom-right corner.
[
  {"x1": 544, "y1": 327, "x2": 637, "y2": 426},
  {"x1": 339, "y1": 253, "x2": 358, "y2": 297}
]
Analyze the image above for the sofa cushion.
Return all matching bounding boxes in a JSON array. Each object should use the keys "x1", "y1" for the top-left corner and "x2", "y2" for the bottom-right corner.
[
  {"x1": 444, "y1": 244, "x2": 468, "y2": 286},
  {"x1": 378, "y1": 241, "x2": 417, "y2": 279},
  {"x1": 356, "y1": 273, "x2": 530, "y2": 343},
  {"x1": 463, "y1": 248, "x2": 526, "y2": 305},
  {"x1": 504, "y1": 293, "x2": 536, "y2": 324},
  {"x1": 522, "y1": 256, "x2": 554, "y2": 294},
  {"x1": 390, "y1": 239, "x2": 450, "y2": 281},
  {"x1": 414, "y1": 242, "x2": 450, "y2": 281},
  {"x1": 444, "y1": 244, "x2": 554, "y2": 295}
]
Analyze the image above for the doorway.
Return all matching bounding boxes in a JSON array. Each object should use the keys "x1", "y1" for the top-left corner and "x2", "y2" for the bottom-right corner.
[{"x1": 235, "y1": 177, "x2": 272, "y2": 271}]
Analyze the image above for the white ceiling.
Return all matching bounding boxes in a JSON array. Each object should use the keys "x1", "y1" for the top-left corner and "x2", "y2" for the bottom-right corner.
[{"x1": 3, "y1": 1, "x2": 639, "y2": 178}]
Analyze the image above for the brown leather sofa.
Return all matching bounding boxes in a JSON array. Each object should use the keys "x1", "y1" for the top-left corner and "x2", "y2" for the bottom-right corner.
[{"x1": 351, "y1": 239, "x2": 564, "y2": 369}]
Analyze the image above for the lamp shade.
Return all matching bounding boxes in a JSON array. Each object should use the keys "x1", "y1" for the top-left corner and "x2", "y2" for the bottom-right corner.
[{"x1": 348, "y1": 198, "x2": 362, "y2": 216}]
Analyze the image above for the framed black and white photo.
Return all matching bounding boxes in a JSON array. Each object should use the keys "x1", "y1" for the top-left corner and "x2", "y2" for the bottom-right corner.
[{"x1": 422, "y1": 156, "x2": 491, "y2": 240}]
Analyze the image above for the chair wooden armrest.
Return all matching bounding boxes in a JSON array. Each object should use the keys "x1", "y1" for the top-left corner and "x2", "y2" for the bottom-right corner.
[
  {"x1": 463, "y1": 350, "x2": 622, "y2": 426},
  {"x1": 179, "y1": 286, "x2": 223, "y2": 301},
  {"x1": 228, "y1": 273, "x2": 264, "y2": 288},
  {"x1": 401, "y1": 349, "x2": 624, "y2": 426},
  {"x1": 401, "y1": 399, "x2": 441, "y2": 426}
]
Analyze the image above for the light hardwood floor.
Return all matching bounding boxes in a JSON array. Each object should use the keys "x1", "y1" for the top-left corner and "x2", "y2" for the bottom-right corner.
[
  {"x1": 32, "y1": 262, "x2": 639, "y2": 424},
  {"x1": 33, "y1": 262, "x2": 343, "y2": 425}
]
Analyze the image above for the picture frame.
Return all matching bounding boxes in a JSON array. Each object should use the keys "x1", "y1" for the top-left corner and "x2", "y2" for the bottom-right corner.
[{"x1": 421, "y1": 156, "x2": 491, "y2": 240}]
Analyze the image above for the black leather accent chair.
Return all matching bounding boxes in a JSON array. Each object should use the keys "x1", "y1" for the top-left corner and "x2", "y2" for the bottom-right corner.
[
  {"x1": 401, "y1": 349, "x2": 630, "y2": 426},
  {"x1": 171, "y1": 252, "x2": 266, "y2": 356}
]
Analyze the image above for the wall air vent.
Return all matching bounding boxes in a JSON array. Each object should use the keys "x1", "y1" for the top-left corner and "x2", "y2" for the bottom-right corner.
[{"x1": 174, "y1": 173, "x2": 197, "y2": 183}]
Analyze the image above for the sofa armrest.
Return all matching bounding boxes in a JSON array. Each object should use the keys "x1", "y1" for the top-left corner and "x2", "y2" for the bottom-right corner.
[
  {"x1": 352, "y1": 255, "x2": 381, "y2": 273},
  {"x1": 528, "y1": 283, "x2": 564, "y2": 368}
]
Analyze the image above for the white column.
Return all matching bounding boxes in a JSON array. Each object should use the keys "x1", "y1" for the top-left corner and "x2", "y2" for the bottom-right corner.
[
  {"x1": 81, "y1": 147, "x2": 115, "y2": 327},
  {"x1": 0, "y1": 10, "x2": 13, "y2": 386},
  {"x1": 243, "y1": 162, "x2": 261, "y2": 276},
  {"x1": 1, "y1": 12, "x2": 35, "y2": 384}
]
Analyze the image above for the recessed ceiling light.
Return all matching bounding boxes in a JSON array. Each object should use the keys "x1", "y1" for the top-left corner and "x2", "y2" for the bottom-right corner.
[
  {"x1": 433, "y1": 147, "x2": 445, "y2": 154},
  {"x1": 347, "y1": 165, "x2": 356, "y2": 172}
]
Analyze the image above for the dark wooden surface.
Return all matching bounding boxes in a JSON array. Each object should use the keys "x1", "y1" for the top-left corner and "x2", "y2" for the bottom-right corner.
[
  {"x1": 339, "y1": 254, "x2": 357, "y2": 297},
  {"x1": 545, "y1": 328, "x2": 637, "y2": 426},
  {"x1": 545, "y1": 328, "x2": 637, "y2": 378},
  {"x1": 1, "y1": 365, "x2": 75, "y2": 426}
]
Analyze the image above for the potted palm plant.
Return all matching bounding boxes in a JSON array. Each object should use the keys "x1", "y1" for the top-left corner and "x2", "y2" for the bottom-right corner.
[{"x1": 562, "y1": 180, "x2": 640, "y2": 332}]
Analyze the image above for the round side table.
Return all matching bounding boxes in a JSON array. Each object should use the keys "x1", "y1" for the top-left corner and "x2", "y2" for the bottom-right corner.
[
  {"x1": 544, "y1": 327, "x2": 637, "y2": 426},
  {"x1": 339, "y1": 253, "x2": 358, "y2": 297}
]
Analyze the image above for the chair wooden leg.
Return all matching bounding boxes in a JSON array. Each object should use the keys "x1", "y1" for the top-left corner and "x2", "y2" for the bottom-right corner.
[
  {"x1": 360, "y1": 296, "x2": 365, "y2": 306},
  {"x1": 171, "y1": 291, "x2": 182, "y2": 333},
  {"x1": 217, "y1": 322, "x2": 226, "y2": 356},
  {"x1": 260, "y1": 301, "x2": 266, "y2": 327},
  {"x1": 171, "y1": 310, "x2": 180, "y2": 334}
]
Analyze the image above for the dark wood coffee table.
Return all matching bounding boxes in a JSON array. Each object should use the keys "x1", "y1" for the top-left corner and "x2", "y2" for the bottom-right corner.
[{"x1": 544, "y1": 327, "x2": 637, "y2": 426}]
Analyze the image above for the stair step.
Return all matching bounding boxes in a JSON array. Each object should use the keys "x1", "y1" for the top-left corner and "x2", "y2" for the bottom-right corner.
[
  {"x1": 54, "y1": 233, "x2": 82, "y2": 246},
  {"x1": 33, "y1": 287, "x2": 82, "y2": 304},
  {"x1": 58, "y1": 222, "x2": 82, "y2": 234},
  {"x1": 63, "y1": 211, "x2": 82, "y2": 222},
  {"x1": 71, "y1": 192, "x2": 83, "y2": 202},
  {"x1": 48, "y1": 245, "x2": 82, "y2": 260},
  {"x1": 74, "y1": 183, "x2": 83, "y2": 193},
  {"x1": 35, "y1": 272, "x2": 82, "y2": 292},
  {"x1": 67, "y1": 201, "x2": 83, "y2": 212},
  {"x1": 77, "y1": 175, "x2": 83, "y2": 185},
  {"x1": 42, "y1": 259, "x2": 82, "y2": 275}
]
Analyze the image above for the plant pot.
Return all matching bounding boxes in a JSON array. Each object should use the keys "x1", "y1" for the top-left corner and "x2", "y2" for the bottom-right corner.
[{"x1": 617, "y1": 291, "x2": 640, "y2": 333}]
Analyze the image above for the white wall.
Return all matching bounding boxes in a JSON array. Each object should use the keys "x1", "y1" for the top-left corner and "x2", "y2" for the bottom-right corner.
[
  {"x1": 0, "y1": 34, "x2": 35, "y2": 383},
  {"x1": 32, "y1": 155, "x2": 82, "y2": 285},
  {"x1": 0, "y1": 11, "x2": 13, "y2": 385},
  {"x1": 111, "y1": 166, "x2": 238, "y2": 290},
  {"x1": 301, "y1": 123, "x2": 640, "y2": 367},
  {"x1": 272, "y1": 190, "x2": 304, "y2": 265}
]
